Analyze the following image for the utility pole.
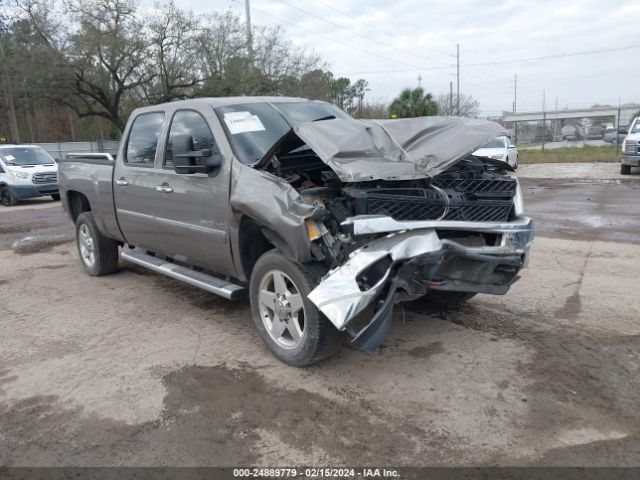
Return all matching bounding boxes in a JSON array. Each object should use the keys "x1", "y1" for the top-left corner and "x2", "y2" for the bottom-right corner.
[
  {"x1": 456, "y1": 44, "x2": 460, "y2": 116},
  {"x1": 554, "y1": 96, "x2": 558, "y2": 141},
  {"x1": 0, "y1": 41, "x2": 20, "y2": 144},
  {"x1": 542, "y1": 89, "x2": 546, "y2": 152},
  {"x1": 244, "y1": 0, "x2": 253, "y2": 60},
  {"x1": 513, "y1": 73, "x2": 517, "y2": 112},
  {"x1": 449, "y1": 81, "x2": 453, "y2": 115},
  {"x1": 616, "y1": 97, "x2": 621, "y2": 156},
  {"x1": 417, "y1": 74, "x2": 422, "y2": 88}
]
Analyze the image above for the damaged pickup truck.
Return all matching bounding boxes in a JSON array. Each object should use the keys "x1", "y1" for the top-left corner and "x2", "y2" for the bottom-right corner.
[{"x1": 59, "y1": 97, "x2": 533, "y2": 366}]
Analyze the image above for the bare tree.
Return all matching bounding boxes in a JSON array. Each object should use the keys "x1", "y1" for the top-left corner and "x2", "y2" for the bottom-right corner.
[
  {"x1": 145, "y1": 0, "x2": 202, "y2": 103},
  {"x1": 436, "y1": 93, "x2": 480, "y2": 117}
]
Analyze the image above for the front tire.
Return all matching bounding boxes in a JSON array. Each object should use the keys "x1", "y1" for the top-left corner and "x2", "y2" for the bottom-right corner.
[
  {"x1": 249, "y1": 250, "x2": 342, "y2": 367},
  {"x1": 620, "y1": 164, "x2": 631, "y2": 175},
  {"x1": 75, "y1": 212, "x2": 119, "y2": 276},
  {"x1": 0, "y1": 186, "x2": 18, "y2": 207}
]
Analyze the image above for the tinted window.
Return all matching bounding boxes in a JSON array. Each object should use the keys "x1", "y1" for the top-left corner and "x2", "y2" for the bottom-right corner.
[
  {"x1": 165, "y1": 110, "x2": 218, "y2": 167},
  {"x1": 482, "y1": 137, "x2": 506, "y2": 149},
  {"x1": 125, "y1": 113, "x2": 164, "y2": 165}
]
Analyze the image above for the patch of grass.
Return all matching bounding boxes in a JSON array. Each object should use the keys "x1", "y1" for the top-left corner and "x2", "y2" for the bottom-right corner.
[{"x1": 518, "y1": 145, "x2": 620, "y2": 164}]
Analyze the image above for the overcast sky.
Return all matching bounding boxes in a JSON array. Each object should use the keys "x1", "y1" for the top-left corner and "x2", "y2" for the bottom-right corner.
[{"x1": 177, "y1": 0, "x2": 639, "y2": 116}]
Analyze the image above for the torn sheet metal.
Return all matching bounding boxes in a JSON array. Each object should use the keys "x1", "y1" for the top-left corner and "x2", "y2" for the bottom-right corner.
[
  {"x1": 293, "y1": 116, "x2": 505, "y2": 182},
  {"x1": 343, "y1": 215, "x2": 534, "y2": 237},
  {"x1": 229, "y1": 160, "x2": 321, "y2": 262},
  {"x1": 308, "y1": 217, "x2": 534, "y2": 330},
  {"x1": 308, "y1": 230, "x2": 442, "y2": 329}
]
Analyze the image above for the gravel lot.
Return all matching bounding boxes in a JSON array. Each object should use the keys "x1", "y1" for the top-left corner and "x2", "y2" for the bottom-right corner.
[{"x1": 1, "y1": 163, "x2": 639, "y2": 467}]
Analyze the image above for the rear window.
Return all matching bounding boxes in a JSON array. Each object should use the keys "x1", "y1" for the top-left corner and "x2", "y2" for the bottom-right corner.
[{"x1": 125, "y1": 112, "x2": 165, "y2": 166}]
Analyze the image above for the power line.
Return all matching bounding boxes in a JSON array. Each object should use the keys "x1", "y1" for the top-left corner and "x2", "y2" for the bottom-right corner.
[
  {"x1": 464, "y1": 44, "x2": 640, "y2": 67},
  {"x1": 311, "y1": 0, "x2": 451, "y2": 59},
  {"x1": 338, "y1": 44, "x2": 640, "y2": 75},
  {"x1": 273, "y1": 0, "x2": 450, "y2": 68},
  {"x1": 232, "y1": 0, "x2": 445, "y2": 73}
]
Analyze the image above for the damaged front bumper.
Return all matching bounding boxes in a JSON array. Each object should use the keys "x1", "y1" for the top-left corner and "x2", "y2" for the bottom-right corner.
[{"x1": 308, "y1": 216, "x2": 534, "y2": 351}]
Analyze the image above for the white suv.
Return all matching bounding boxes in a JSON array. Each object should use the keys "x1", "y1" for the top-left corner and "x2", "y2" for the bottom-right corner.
[
  {"x1": 621, "y1": 117, "x2": 640, "y2": 175},
  {"x1": 0, "y1": 145, "x2": 59, "y2": 206}
]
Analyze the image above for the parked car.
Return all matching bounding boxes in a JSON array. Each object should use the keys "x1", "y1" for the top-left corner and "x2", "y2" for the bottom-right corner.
[
  {"x1": 472, "y1": 135, "x2": 518, "y2": 169},
  {"x1": 0, "y1": 145, "x2": 59, "y2": 206},
  {"x1": 58, "y1": 97, "x2": 533, "y2": 366},
  {"x1": 561, "y1": 125, "x2": 581, "y2": 141},
  {"x1": 604, "y1": 127, "x2": 626, "y2": 144},
  {"x1": 586, "y1": 125, "x2": 605, "y2": 140},
  {"x1": 621, "y1": 117, "x2": 640, "y2": 175}
]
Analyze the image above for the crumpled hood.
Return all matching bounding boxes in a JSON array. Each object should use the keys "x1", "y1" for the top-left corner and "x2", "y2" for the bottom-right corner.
[{"x1": 293, "y1": 116, "x2": 506, "y2": 182}]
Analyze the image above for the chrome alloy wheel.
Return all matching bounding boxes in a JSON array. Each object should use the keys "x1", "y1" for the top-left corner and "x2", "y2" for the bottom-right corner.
[
  {"x1": 258, "y1": 269, "x2": 306, "y2": 349},
  {"x1": 78, "y1": 223, "x2": 96, "y2": 268}
]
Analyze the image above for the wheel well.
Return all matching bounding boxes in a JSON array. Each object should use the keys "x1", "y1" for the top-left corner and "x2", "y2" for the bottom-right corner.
[
  {"x1": 67, "y1": 191, "x2": 91, "y2": 223},
  {"x1": 238, "y1": 217, "x2": 275, "y2": 279}
]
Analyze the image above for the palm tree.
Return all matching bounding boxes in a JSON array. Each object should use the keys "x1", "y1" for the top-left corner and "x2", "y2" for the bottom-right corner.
[{"x1": 390, "y1": 87, "x2": 438, "y2": 118}]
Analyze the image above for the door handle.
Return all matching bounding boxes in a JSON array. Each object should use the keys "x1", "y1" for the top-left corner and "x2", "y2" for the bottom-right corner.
[
  {"x1": 116, "y1": 178, "x2": 129, "y2": 186},
  {"x1": 156, "y1": 184, "x2": 173, "y2": 193}
]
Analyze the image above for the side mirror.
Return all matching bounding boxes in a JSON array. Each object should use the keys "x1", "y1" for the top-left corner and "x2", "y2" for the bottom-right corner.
[
  {"x1": 174, "y1": 150, "x2": 221, "y2": 174},
  {"x1": 170, "y1": 134, "x2": 221, "y2": 174},
  {"x1": 508, "y1": 144, "x2": 516, "y2": 149}
]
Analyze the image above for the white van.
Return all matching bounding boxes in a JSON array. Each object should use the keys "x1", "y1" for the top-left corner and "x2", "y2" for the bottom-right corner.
[{"x1": 0, "y1": 145, "x2": 59, "y2": 206}]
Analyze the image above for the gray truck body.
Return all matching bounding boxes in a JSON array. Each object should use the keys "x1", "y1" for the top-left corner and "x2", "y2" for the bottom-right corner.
[{"x1": 59, "y1": 97, "x2": 533, "y2": 354}]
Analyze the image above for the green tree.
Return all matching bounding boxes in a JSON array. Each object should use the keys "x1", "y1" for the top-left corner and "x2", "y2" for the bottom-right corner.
[{"x1": 390, "y1": 87, "x2": 438, "y2": 118}]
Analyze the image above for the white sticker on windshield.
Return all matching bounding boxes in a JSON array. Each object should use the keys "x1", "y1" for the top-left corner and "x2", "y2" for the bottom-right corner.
[
  {"x1": 223, "y1": 111, "x2": 266, "y2": 134},
  {"x1": 3, "y1": 154, "x2": 15, "y2": 163}
]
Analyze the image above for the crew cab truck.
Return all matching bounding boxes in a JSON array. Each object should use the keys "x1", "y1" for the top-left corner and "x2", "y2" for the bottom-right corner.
[
  {"x1": 621, "y1": 116, "x2": 640, "y2": 175},
  {"x1": 0, "y1": 145, "x2": 59, "y2": 206},
  {"x1": 59, "y1": 97, "x2": 533, "y2": 366}
]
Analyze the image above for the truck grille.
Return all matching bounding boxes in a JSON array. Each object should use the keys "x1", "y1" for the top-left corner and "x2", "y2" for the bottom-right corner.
[
  {"x1": 32, "y1": 172, "x2": 58, "y2": 184},
  {"x1": 366, "y1": 195, "x2": 513, "y2": 222},
  {"x1": 353, "y1": 177, "x2": 517, "y2": 222}
]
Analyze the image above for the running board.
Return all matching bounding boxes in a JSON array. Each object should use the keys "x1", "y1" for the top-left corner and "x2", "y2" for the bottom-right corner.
[{"x1": 120, "y1": 250, "x2": 247, "y2": 300}]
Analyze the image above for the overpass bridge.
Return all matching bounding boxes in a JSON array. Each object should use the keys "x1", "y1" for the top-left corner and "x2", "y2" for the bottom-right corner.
[{"x1": 503, "y1": 104, "x2": 639, "y2": 126}]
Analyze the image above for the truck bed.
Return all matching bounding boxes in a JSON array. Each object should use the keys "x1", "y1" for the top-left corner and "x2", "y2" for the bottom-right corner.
[{"x1": 58, "y1": 153, "x2": 123, "y2": 242}]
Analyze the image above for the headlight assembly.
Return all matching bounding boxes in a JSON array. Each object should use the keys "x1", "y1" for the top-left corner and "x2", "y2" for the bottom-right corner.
[
  {"x1": 513, "y1": 179, "x2": 524, "y2": 217},
  {"x1": 10, "y1": 171, "x2": 30, "y2": 180}
]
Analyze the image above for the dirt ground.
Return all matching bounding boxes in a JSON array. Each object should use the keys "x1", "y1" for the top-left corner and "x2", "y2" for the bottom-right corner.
[{"x1": 1, "y1": 164, "x2": 639, "y2": 467}]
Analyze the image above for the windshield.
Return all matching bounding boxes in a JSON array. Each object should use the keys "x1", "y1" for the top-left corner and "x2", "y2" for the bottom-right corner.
[
  {"x1": 631, "y1": 118, "x2": 640, "y2": 134},
  {"x1": 481, "y1": 137, "x2": 506, "y2": 149},
  {"x1": 0, "y1": 147, "x2": 55, "y2": 166},
  {"x1": 216, "y1": 101, "x2": 350, "y2": 164}
]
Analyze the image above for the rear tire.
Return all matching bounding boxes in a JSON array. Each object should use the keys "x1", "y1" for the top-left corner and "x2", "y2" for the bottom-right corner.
[
  {"x1": 0, "y1": 186, "x2": 17, "y2": 207},
  {"x1": 51, "y1": 194, "x2": 61, "y2": 201},
  {"x1": 75, "y1": 212, "x2": 119, "y2": 276},
  {"x1": 620, "y1": 164, "x2": 631, "y2": 175},
  {"x1": 249, "y1": 250, "x2": 342, "y2": 367}
]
